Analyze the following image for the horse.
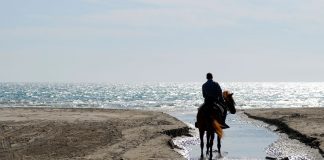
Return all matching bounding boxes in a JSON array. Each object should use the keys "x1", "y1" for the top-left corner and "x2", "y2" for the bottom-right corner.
[{"x1": 195, "y1": 91, "x2": 236, "y2": 159}]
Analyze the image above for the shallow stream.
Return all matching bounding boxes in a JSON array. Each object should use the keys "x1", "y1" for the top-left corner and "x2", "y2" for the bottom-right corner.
[{"x1": 170, "y1": 111, "x2": 322, "y2": 160}]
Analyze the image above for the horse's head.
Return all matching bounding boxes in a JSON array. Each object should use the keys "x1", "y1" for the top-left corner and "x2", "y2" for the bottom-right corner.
[{"x1": 223, "y1": 90, "x2": 236, "y2": 114}]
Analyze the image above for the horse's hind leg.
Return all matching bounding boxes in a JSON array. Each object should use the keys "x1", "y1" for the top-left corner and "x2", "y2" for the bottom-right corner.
[
  {"x1": 199, "y1": 129, "x2": 204, "y2": 158},
  {"x1": 217, "y1": 136, "x2": 221, "y2": 155},
  {"x1": 206, "y1": 131, "x2": 210, "y2": 155},
  {"x1": 209, "y1": 132, "x2": 215, "y2": 159}
]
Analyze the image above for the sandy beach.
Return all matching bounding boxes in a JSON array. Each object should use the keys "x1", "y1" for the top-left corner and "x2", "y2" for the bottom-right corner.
[
  {"x1": 0, "y1": 108, "x2": 189, "y2": 160},
  {"x1": 244, "y1": 107, "x2": 324, "y2": 158},
  {"x1": 1, "y1": 107, "x2": 324, "y2": 159}
]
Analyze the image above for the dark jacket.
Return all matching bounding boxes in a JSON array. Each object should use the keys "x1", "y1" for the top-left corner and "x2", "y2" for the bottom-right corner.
[{"x1": 202, "y1": 79, "x2": 223, "y2": 103}]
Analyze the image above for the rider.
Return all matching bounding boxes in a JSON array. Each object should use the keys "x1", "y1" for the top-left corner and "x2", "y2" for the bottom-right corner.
[
  {"x1": 202, "y1": 73, "x2": 222, "y2": 105},
  {"x1": 200, "y1": 72, "x2": 229, "y2": 129}
]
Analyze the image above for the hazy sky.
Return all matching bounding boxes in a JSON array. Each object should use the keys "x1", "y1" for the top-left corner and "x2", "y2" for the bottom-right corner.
[{"x1": 1, "y1": 0, "x2": 324, "y2": 82}]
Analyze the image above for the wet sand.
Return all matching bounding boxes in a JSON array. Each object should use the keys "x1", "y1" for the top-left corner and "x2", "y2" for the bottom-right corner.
[
  {"x1": 0, "y1": 108, "x2": 189, "y2": 160},
  {"x1": 244, "y1": 107, "x2": 324, "y2": 158}
]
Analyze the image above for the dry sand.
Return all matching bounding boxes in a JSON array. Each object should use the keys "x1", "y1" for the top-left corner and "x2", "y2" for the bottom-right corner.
[
  {"x1": 0, "y1": 108, "x2": 189, "y2": 160},
  {"x1": 243, "y1": 107, "x2": 324, "y2": 158}
]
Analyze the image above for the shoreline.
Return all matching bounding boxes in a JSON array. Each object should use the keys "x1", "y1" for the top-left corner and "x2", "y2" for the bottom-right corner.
[
  {"x1": 243, "y1": 107, "x2": 324, "y2": 158},
  {"x1": 0, "y1": 107, "x2": 189, "y2": 160}
]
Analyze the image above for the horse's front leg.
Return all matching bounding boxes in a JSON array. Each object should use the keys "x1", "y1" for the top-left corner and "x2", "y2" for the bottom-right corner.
[{"x1": 199, "y1": 129, "x2": 204, "y2": 158}]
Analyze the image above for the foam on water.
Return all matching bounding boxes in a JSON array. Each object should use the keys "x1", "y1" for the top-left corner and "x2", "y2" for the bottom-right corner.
[{"x1": 0, "y1": 82, "x2": 323, "y2": 110}]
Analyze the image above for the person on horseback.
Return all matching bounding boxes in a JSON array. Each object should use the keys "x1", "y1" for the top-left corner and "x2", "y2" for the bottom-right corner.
[{"x1": 196, "y1": 73, "x2": 229, "y2": 129}]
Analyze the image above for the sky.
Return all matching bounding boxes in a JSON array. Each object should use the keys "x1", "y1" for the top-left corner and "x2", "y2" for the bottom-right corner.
[{"x1": 1, "y1": 0, "x2": 324, "y2": 82}]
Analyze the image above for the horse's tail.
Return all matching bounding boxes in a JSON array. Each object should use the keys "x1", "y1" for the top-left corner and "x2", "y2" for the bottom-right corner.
[{"x1": 212, "y1": 119, "x2": 223, "y2": 139}]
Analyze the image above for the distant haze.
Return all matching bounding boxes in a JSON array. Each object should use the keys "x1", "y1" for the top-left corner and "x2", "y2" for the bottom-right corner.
[{"x1": 1, "y1": 0, "x2": 324, "y2": 82}]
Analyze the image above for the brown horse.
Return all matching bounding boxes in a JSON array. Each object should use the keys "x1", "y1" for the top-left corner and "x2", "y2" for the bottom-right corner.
[{"x1": 195, "y1": 91, "x2": 236, "y2": 159}]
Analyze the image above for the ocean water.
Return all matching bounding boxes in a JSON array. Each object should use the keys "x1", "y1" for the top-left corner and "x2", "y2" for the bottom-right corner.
[{"x1": 0, "y1": 82, "x2": 323, "y2": 110}]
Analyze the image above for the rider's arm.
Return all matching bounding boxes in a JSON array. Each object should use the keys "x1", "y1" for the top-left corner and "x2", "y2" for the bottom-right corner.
[{"x1": 202, "y1": 85, "x2": 207, "y2": 98}]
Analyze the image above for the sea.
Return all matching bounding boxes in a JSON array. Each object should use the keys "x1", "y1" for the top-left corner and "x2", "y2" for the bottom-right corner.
[
  {"x1": 0, "y1": 82, "x2": 323, "y2": 110},
  {"x1": 1, "y1": 82, "x2": 323, "y2": 159}
]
